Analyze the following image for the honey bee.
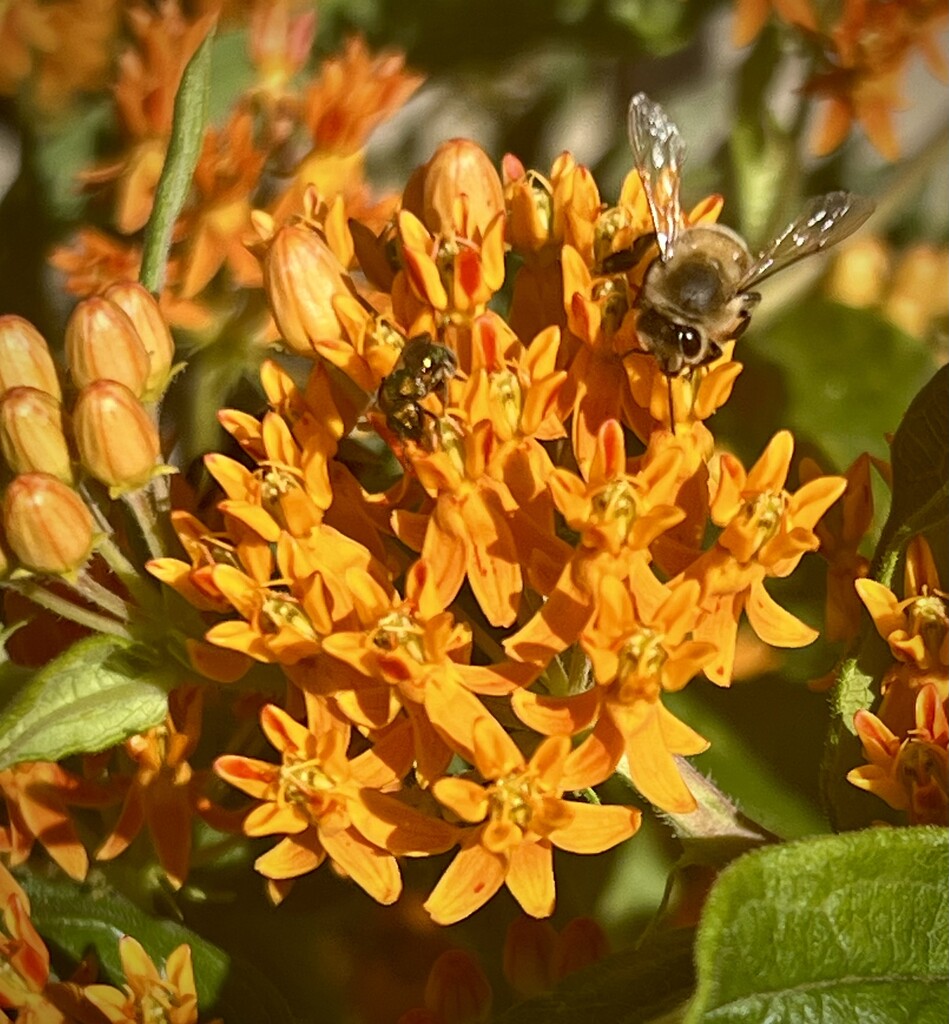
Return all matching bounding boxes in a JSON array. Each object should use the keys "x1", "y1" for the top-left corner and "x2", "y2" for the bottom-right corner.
[
  {"x1": 627, "y1": 92, "x2": 875, "y2": 382},
  {"x1": 377, "y1": 334, "x2": 457, "y2": 443}
]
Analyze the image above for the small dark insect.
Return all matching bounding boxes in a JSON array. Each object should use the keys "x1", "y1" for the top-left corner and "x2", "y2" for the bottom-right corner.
[
  {"x1": 626, "y1": 92, "x2": 875, "y2": 420},
  {"x1": 376, "y1": 334, "x2": 457, "y2": 443}
]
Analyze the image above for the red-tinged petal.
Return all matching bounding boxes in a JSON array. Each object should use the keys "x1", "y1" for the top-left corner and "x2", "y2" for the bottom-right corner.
[
  {"x1": 424, "y1": 842, "x2": 507, "y2": 925},
  {"x1": 254, "y1": 831, "x2": 324, "y2": 880},
  {"x1": 710, "y1": 453, "x2": 745, "y2": 524},
  {"x1": 846, "y1": 764, "x2": 908, "y2": 810},
  {"x1": 17, "y1": 796, "x2": 89, "y2": 882},
  {"x1": 512, "y1": 686, "x2": 600, "y2": 736},
  {"x1": 96, "y1": 787, "x2": 145, "y2": 866},
  {"x1": 431, "y1": 777, "x2": 490, "y2": 823},
  {"x1": 853, "y1": 709, "x2": 899, "y2": 763},
  {"x1": 143, "y1": 776, "x2": 193, "y2": 889},
  {"x1": 214, "y1": 754, "x2": 279, "y2": 798},
  {"x1": 243, "y1": 801, "x2": 308, "y2": 837},
  {"x1": 746, "y1": 580, "x2": 818, "y2": 648},
  {"x1": 320, "y1": 826, "x2": 402, "y2": 905},
  {"x1": 506, "y1": 839, "x2": 555, "y2": 919},
  {"x1": 548, "y1": 801, "x2": 641, "y2": 853},
  {"x1": 259, "y1": 703, "x2": 311, "y2": 756}
]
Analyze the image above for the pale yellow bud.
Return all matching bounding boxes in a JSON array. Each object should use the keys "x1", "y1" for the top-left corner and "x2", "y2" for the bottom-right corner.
[
  {"x1": 263, "y1": 224, "x2": 349, "y2": 356},
  {"x1": 421, "y1": 138, "x2": 505, "y2": 239},
  {"x1": 103, "y1": 282, "x2": 176, "y2": 398},
  {"x1": 73, "y1": 380, "x2": 161, "y2": 493},
  {"x1": 0, "y1": 315, "x2": 62, "y2": 400},
  {"x1": 3, "y1": 473, "x2": 95, "y2": 575},
  {"x1": 0, "y1": 387, "x2": 74, "y2": 483},
  {"x1": 65, "y1": 296, "x2": 150, "y2": 396}
]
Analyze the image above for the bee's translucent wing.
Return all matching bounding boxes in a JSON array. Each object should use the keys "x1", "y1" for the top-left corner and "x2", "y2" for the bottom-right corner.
[
  {"x1": 627, "y1": 93, "x2": 685, "y2": 260},
  {"x1": 738, "y1": 192, "x2": 875, "y2": 289}
]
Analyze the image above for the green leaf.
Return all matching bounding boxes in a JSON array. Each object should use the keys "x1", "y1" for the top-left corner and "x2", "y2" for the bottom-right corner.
[
  {"x1": 17, "y1": 870, "x2": 295, "y2": 1024},
  {"x1": 494, "y1": 927, "x2": 695, "y2": 1023},
  {"x1": 0, "y1": 636, "x2": 171, "y2": 769},
  {"x1": 139, "y1": 22, "x2": 215, "y2": 294},
  {"x1": 720, "y1": 301, "x2": 935, "y2": 472},
  {"x1": 873, "y1": 364, "x2": 949, "y2": 586},
  {"x1": 685, "y1": 827, "x2": 949, "y2": 1024}
]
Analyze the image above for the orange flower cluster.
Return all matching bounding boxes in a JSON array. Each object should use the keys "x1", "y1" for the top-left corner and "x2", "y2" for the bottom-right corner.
[
  {"x1": 732, "y1": 0, "x2": 949, "y2": 160},
  {"x1": 0, "y1": 862, "x2": 219, "y2": 1024},
  {"x1": 848, "y1": 536, "x2": 949, "y2": 824},
  {"x1": 137, "y1": 121, "x2": 850, "y2": 923},
  {"x1": 49, "y1": 0, "x2": 423, "y2": 334}
]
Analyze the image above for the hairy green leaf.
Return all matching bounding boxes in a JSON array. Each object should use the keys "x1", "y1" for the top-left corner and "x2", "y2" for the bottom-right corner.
[
  {"x1": 686, "y1": 827, "x2": 949, "y2": 1024},
  {"x1": 0, "y1": 636, "x2": 171, "y2": 769},
  {"x1": 18, "y1": 870, "x2": 295, "y2": 1024}
]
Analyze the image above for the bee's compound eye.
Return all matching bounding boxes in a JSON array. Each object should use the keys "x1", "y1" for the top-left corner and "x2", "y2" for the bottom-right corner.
[{"x1": 676, "y1": 325, "x2": 703, "y2": 359}]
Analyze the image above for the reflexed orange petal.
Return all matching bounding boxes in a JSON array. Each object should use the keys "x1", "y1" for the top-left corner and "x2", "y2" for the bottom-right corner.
[
  {"x1": 353, "y1": 790, "x2": 459, "y2": 856},
  {"x1": 214, "y1": 754, "x2": 278, "y2": 798},
  {"x1": 260, "y1": 703, "x2": 311, "y2": 755},
  {"x1": 243, "y1": 801, "x2": 308, "y2": 837},
  {"x1": 425, "y1": 842, "x2": 507, "y2": 925},
  {"x1": 548, "y1": 801, "x2": 641, "y2": 853},
  {"x1": 612, "y1": 704, "x2": 697, "y2": 813},
  {"x1": 471, "y1": 714, "x2": 524, "y2": 779},
  {"x1": 320, "y1": 826, "x2": 402, "y2": 905},
  {"x1": 745, "y1": 580, "x2": 818, "y2": 647},
  {"x1": 746, "y1": 430, "x2": 793, "y2": 493},
  {"x1": 512, "y1": 687, "x2": 600, "y2": 736},
  {"x1": 506, "y1": 839, "x2": 555, "y2": 918},
  {"x1": 255, "y1": 832, "x2": 324, "y2": 879}
]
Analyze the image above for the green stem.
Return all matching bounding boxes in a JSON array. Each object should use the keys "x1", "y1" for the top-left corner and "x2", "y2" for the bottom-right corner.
[
  {"x1": 124, "y1": 487, "x2": 171, "y2": 562},
  {"x1": 139, "y1": 23, "x2": 216, "y2": 294},
  {"x1": 69, "y1": 569, "x2": 130, "y2": 621},
  {"x1": 11, "y1": 582, "x2": 132, "y2": 639}
]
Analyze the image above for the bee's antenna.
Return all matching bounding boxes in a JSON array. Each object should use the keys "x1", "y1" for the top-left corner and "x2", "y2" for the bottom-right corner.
[{"x1": 667, "y1": 374, "x2": 677, "y2": 435}]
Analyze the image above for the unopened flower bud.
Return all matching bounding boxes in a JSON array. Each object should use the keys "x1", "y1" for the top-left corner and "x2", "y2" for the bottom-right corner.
[
  {"x1": 73, "y1": 381, "x2": 161, "y2": 493},
  {"x1": 3, "y1": 473, "x2": 95, "y2": 574},
  {"x1": 0, "y1": 315, "x2": 62, "y2": 400},
  {"x1": 502, "y1": 916, "x2": 557, "y2": 997},
  {"x1": 264, "y1": 224, "x2": 349, "y2": 356},
  {"x1": 424, "y1": 950, "x2": 492, "y2": 1024},
  {"x1": 65, "y1": 296, "x2": 150, "y2": 396},
  {"x1": 0, "y1": 387, "x2": 74, "y2": 482},
  {"x1": 104, "y1": 282, "x2": 176, "y2": 398},
  {"x1": 421, "y1": 139, "x2": 504, "y2": 238}
]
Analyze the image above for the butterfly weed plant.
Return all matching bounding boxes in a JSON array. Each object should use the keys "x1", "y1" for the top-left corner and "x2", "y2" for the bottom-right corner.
[{"x1": 0, "y1": 2, "x2": 946, "y2": 1022}]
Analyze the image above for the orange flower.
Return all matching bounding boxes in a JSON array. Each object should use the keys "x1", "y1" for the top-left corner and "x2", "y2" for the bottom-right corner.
[
  {"x1": 731, "y1": 0, "x2": 817, "y2": 47},
  {"x1": 855, "y1": 534, "x2": 948, "y2": 735},
  {"x1": 320, "y1": 560, "x2": 532, "y2": 781},
  {"x1": 172, "y1": 110, "x2": 267, "y2": 298},
  {"x1": 0, "y1": 886, "x2": 68, "y2": 1024},
  {"x1": 807, "y1": 0, "x2": 948, "y2": 160},
  {"x1": 96, "y1": 686, "x2": 204, "y2": 889},
  {"x1": 505, "y1": 421, "x2": 685, "y2": 663},
  {"x1": 215, "y1": 697, "x2": 456, "y2": 904},
  {"x1": 0, "y1": 760, "x2": 113, "y2": 880},
  {"x1": 848, "y1": 683, "x2": 948, "y2": 825},
  {"x1": 83, "y1": 937, "x2": 218, "y2": 1024},
  {"x1": 514, "y1": 576, "x2": 715, "y2": 813},
  {"x1": 679, "y1": 430, "x2": 846, "y2": 685},
  {"x1": 424, "y1": 717, "x2": 640, "y2": 924}
]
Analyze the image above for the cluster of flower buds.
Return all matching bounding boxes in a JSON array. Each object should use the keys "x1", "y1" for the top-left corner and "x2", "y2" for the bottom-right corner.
[{"x1": 0, "y1": 283, "x2": 174, "y2": 579}]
